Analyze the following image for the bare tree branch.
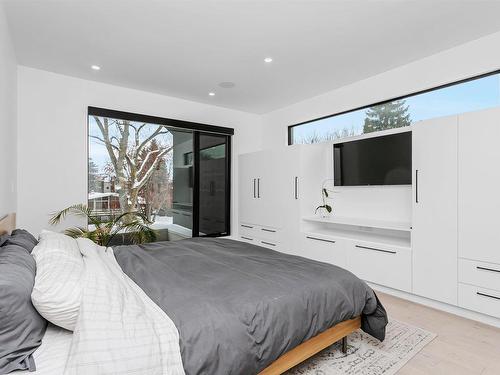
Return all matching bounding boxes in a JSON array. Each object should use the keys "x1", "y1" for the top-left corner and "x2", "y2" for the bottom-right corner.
[
  {"x1": 93, "y1": 116, "x2": 118, "y2": 171},
  {"x1": 133, "y1": 145, "x2": 173, "y2": 191},
  {"x1": 137, "y1": 127, "x2": 169, "y2": 156},
  {"x1": 89, "y1": 135, "x2": 120, "y2": 151}
]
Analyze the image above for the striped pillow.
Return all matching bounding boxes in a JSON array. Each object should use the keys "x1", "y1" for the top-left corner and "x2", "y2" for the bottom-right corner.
[{"x1": 31, "y1": 231, "x2": 84, "y2": 331}]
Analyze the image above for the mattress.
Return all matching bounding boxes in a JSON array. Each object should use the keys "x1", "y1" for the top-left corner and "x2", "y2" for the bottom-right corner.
[{"x1": 11, "y1": 324, "x2": 72, "y2": 374}]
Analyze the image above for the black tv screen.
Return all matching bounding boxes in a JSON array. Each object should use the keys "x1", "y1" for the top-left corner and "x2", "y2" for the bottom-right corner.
[{"x1": 333, "y1": 132, "x2": 412, "y2": 186}]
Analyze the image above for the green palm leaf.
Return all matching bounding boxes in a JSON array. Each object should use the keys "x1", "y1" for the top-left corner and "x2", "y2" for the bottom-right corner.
[{"x1": 50, "y1": 204, "x2": 156, "y2": 248}]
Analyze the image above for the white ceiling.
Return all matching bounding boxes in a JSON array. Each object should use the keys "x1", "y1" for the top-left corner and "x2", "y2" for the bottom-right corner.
[{"x1": 4, "y1": 0, "x2": 500, "y2": 114}]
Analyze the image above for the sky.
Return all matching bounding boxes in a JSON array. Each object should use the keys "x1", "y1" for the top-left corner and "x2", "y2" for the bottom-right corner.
[{"x1": 292, "y1": 73, "x2": 500, "y2": 143}]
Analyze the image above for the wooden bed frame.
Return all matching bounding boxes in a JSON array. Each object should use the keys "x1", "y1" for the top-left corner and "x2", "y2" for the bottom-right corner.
[
  {"x1": 259, "y1": 316, "x2": 361, "y2": 374},
  {"x1": 0, "y1": 212, "x2": 359, "y2": 375},
  {"x1": 0, "y1": 213, "x2": 15, "y2": 235}
]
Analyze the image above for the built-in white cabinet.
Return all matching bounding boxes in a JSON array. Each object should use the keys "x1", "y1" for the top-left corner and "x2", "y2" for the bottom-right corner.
[
  {"x1": 456, "y1": 107, "x2": 500, "y2": 319},
  {"x1": 238, "y1": 144, "x2": 326, "y2": 254},
  {"x1": 412, "y1": 116, "x2": 458, "y2": 305},
  {"x1": 238, "y1": 108, "x2": 500, "y2": 322},
  {"x1": 238, "y1": 150, "x2": 285, "y2": 229},
  {"x1": 458, "y1": 107, "x2": 500, "y2": 266}
]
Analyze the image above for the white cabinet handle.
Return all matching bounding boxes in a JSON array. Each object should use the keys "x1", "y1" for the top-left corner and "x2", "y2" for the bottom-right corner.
[
  {"x1": 241, "y1": 224, "x2": 253, "y2": 229},
  {"x1": 294, "y1": 176, "x2": 299, "y2": 200},
  {"x1": 415, "y1": 169, "x2": 419, "y2": 203},
  {"x1": 261, "y1": 241, "x2": 276, "y2": 246},
  {"x1": 477, "y1": 292, "x2": 500, "y2": 301},
  {"x1": 306, "y1": 236, "x2": 336, "y2": 244},
  {"x1": 261, "y1": 228, "x2": 276, "y2": 233},
  {"x1": 241, "y1": 236, "x2": 253, "y2": 241},
  {"x1": 355, "y1": 245, "x2": 396, "y2": 254},
  {"x1": 257, "y1": 178, "x2": 261, "y2": 198},
  {"x1": 477, "y1": 266, "x2": 500, "y2": 274},
  {"x1": 253, "y1": 179, "x2": 256, "y2": 198}
]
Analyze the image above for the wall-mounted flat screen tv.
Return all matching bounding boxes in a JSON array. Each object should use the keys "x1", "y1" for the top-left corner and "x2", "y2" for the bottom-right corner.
[{"x1": 333, "y1": 131, "x2": 412, "y2": 186}]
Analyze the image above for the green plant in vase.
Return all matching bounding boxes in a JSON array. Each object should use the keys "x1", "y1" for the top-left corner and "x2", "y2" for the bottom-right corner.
[{"x1": 315, "y1": 180, "x2": 334, "y2": 217}]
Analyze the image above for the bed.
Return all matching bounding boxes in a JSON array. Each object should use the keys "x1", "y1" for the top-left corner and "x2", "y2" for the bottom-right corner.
[{"x1": 0, "y1": 213, "x2": 387, "y2": 375}]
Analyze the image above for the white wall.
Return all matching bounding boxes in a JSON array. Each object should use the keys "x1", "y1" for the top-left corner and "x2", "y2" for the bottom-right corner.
[
  {"x1": 260, "y1": 30, "x2": 500, "y2": 223},
  {"x1": 17, "y1": 66, "x2": 262, "y2": 234},
  {"x1": 0, "y1": 4, "x2": 17, "y2": 217}
]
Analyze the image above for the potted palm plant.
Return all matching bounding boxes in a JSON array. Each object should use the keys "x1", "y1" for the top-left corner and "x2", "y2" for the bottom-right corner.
[{"x1": 50, "y1": 204, "x2": 156, "y2": 247}]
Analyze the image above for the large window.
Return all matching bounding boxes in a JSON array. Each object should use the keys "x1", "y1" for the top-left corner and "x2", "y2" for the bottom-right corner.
[
  {"x1": 289, "y1": 70, "x2": 500, "y2": 145},
  {"x1": 88, "y1": 107, "x2": 232, "y2": 244}
]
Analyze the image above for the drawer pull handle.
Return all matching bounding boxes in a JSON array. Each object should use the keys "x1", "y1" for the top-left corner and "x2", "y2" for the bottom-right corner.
[
  {"x1": 476, "y1": 266, "x2": 500, "y2": 274},
  {"x1": 355, "y1": 245, "x2": 396, "y2": 254},
  {"x1": 476, "y1": 292, "x2": 500, "y2": 301},
  {"x1": 306, "y1": 236, "x2": 336, "y2": 244},
  {"x1": 241, "y1": 236, "x2": 253, "y2": 241},
  {"x1": 261, "y1": 228, "x2": 277, "y2": 233},
  {"x1": 261, "y1": 241, "x2": 276, "y2": 247},
  {"x1": 241, "y1": 224, "x2": 253, "y2": 229}
]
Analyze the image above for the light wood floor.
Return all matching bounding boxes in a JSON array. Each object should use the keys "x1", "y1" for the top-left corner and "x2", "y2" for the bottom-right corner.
[{"x1": 377, "y1": 292, "x2": 500, "y2": 375}]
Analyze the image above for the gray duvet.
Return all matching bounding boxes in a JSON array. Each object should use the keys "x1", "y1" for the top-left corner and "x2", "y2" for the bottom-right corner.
[{"x1": 113, "y1": 238, "x2": 387, "y2": 375}]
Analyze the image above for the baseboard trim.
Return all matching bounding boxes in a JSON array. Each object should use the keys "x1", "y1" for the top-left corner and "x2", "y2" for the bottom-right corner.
[{"x1": 368, "y1": 282, "x2": 500, "y2": 329}]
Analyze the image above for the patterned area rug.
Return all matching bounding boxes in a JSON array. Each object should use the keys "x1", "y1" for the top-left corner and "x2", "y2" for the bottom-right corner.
[{"x1": 287, "y1": 320, "x2": 436, "y2": 375}]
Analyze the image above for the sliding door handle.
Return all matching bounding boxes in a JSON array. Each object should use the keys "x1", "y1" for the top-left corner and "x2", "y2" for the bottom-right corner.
[
  {"x1": 415, "y1": 169, "x2": 419, "y2": 203},
  {"x1": 253, "y1": 179, "x2": 256, "y2": 198},
  {"x1": 257, "y1": 178, "x2": 261, "y2": 198},
  {"x1": 294, "y1": 176, "x2": 299, "y2": 200}
]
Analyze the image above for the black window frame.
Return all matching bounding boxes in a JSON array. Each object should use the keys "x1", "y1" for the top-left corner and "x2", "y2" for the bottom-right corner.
[
  {"x1": 87, "y1": 106, "x2": 233, "y2": 238},
  {"x1": 288, "y1": 68, "x2": 500, "y2": 145}
]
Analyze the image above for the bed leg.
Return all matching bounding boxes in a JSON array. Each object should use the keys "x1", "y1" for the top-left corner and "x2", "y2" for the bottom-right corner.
[{"x1": 341, "y1": 336, "x2": 347, "y2": 354}]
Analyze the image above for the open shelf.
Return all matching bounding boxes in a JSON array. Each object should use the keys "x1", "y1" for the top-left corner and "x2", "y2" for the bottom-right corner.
[{"x1": 302, "y1": 215, "x2": 412, "y2": 232}]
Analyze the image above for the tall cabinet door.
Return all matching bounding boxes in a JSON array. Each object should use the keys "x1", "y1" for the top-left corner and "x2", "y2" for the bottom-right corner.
[
  {"x1": 256, "y1": 150, "x2": 283, "y2": 228},
  {"x1": 458, "y1": 107, "x2": 500, "y2": 265},
  {"x1": 238, "y1": 152, "x2": 261, "y2": 225},
  {"x1": 412, "y1": 116, "x2": 458, "y2": 305}
]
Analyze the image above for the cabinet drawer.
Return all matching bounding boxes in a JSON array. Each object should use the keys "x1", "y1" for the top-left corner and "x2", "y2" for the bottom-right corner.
[
  {"x1": 459, "y1": 258, "x2": 500, "y2": 292},
  {"x1": 348, "y1": 242, "x2": 412, "y2": 292},
  {"x1": 239, "y1": 235, "x2": 257, "y2": 244},
  {"x1": 301, "y1": 234, "x2": 347, "y2": 269},
  {"x1": 258, "y1": 226, "x2": 280, "y2": 241},
  {"x1": 458, "y1": 283, "x2": 500, "y2": 318},
  {"x1": 258, "y1": 239, "x2": 281, "y2": 251},
  {"x1": 239, "y1": 223, "x2": 257, "y2": 237}
]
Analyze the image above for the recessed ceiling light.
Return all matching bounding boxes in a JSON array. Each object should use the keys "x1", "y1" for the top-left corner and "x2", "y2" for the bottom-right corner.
[
  {"x1": 208, "y1": 92, "x2": 215, "y2": 96},
  {"x1": 91, "y1": 65, "x2": 101, "y2": 71},
  {"x1": 264, "y1": 57, "x2": 273, "y2": 63}
]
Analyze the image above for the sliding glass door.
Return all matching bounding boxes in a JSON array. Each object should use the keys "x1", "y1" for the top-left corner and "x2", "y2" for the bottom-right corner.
[
  {"x1": 87, "y1": 107, "x2": 232, "y2": 244},
  {"x1": 196, "y1": 133, "x2": 230, "y2": 237}
]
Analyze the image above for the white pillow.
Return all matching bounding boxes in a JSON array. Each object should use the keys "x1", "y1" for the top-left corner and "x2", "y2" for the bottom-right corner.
[{"x1": 31, "y1": 230, "x2": 84, "y2": 331}]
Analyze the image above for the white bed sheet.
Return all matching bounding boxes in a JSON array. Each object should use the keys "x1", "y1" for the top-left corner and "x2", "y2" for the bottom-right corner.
[{"x1": 12, "y1": 324, "x2": 72, "y2": 374}]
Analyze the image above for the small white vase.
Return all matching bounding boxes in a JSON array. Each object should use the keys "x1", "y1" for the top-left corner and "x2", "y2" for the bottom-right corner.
[{"x1": 316, "y1": 207, "x2": 331, "y2": 218}]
